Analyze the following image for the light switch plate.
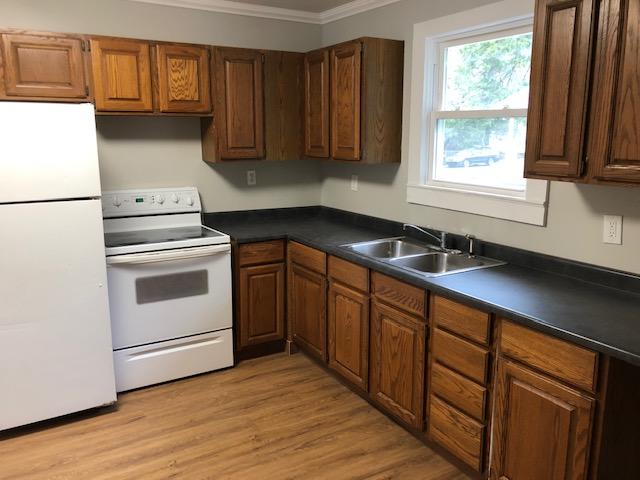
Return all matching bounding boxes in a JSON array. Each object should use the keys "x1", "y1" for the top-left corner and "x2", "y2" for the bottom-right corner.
[{"x1": 603, "y1": 215, "x2": 623, "y2": 244}]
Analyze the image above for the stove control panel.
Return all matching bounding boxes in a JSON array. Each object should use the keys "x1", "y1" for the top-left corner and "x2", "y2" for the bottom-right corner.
[{"x1": 102, "y1": 187, "x2": 202, "y2": 218}]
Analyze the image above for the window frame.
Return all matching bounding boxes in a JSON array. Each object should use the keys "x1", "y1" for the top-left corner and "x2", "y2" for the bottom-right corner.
[{"x1": 406, "y1": 0, "x2": 548, "y2": 226}]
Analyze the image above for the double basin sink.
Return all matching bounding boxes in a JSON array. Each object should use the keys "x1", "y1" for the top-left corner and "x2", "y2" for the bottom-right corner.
[{"x1": 342, "y1": 237, "x2": 505, "y2": 277}]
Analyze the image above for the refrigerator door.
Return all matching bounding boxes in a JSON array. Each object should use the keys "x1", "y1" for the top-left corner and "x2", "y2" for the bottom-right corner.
[
  {"x1": 0, "y1": 199, "x2": 116, "y2": 431},
  {"x1": 0, "y1": 102, "x2": 101, "y2": 203}
]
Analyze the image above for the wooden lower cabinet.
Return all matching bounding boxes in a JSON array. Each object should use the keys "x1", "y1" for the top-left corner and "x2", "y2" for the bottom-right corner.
[
  {"x1": 328, "y1": 280, "x2": 369, "y2": 391},
  {"x1": 238, "y1": 262, "x2": 285, "y2": 349},
  {"x1": 490, "y1": 357, "x2": 595, "y2": 480},
  {"x1": 289, "y1": 262, "x2": 327, "y2": 361},
  {"x1": 370, "y1": 299, "x2": 426, "y2": 429}
]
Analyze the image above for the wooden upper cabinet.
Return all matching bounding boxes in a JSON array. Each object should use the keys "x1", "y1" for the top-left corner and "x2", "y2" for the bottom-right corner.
[
  {"x1": 491, "y1": 358, "x2": 594, "y2": 480},
  {"x1": 0, "y1": 32, "x2": 88, "y2": 100},
  {"x1": 587, "y1": 0, "x2": 640, "y2": 183},
  {"x1": 524, "y1": 0, "x2": 596, "y2": 179},
  {"x1": 90, "y1": 38, "x2": 153, "y2": 112},
  {"x1": 155, "y1": 44, "x2": 210, "y2": 113},
  {"x1": 264, "y1": 50, "x2": 303, "y2": 161},
  {"x1": 330, "y1": 41, "x2": 362, "y2": 161},
  {"x1": 213, "y1": 47, "x2": 265, "y2": 160},
  {"x1": 304, "y1": 49, "x2": 330, "y2": 158}
]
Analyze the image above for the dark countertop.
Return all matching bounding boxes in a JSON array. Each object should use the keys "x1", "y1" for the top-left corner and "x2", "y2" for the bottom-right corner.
[{"x1": 204, "y1": 210, "x2": 640, "y2": 367}]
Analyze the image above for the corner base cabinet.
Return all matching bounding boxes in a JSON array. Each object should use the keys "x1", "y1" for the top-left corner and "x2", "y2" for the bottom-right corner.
[{"x1": 288, "y1": 242, "x2": 327, "y2": 361}]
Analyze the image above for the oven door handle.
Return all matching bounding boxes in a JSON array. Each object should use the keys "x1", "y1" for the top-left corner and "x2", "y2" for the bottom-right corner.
[{"x1": 106, "y1": 244, "x2": 231, "y2": 265}]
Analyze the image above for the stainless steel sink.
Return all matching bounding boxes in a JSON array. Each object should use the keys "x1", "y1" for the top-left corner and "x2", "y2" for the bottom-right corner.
[
  {"x1": 342, "y1": 237, "x2": 505, "y2": 277},
  {"x1": 342, "y1": 237, "x2": 437, "y2": 259},
  {"x1": 389, "y1": 252, "x2": 505, "y2": 276}
]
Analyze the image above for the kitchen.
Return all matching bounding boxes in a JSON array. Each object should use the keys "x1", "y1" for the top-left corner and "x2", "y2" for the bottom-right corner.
[{"x1": 1, "y1": 0, "x2": 639, "y2": 478}]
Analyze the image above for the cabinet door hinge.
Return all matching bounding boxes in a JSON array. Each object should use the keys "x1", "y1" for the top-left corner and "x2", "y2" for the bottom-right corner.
[
  {"x1": 82, "y1": 40, "x2": 91, "y2": 52},
  {"x1": 85, "y1": 85, "x2": 90, "y2": 96},
  {"x1": 261, "y1": 53, "x2": 265, "y2": 63}
]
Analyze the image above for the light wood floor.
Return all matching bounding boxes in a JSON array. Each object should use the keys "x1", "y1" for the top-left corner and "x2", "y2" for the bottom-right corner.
[{"x1": 0, "y1": 353, "x2": 470, "y2": 480}]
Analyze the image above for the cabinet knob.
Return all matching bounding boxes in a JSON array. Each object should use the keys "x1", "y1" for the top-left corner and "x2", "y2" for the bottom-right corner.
[{"x1": 499, "y1": 476, "x2": 510, "y2": 480}]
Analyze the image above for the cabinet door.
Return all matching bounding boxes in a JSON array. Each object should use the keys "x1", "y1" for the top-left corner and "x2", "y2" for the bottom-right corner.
[
  {"x1": 588, "y1": 0, "x2": 640, "y2": 183},
  {"x1": 238, "y1": 263, "x2": 285, "y2": 349},
  {"x1": 0, "y1": 33, "x2": 88, "y2": 99},
  {"x1": 155, "y1": 44, "x2": 210, "y2": 113},
  {"x1": 370, "y1": 300, "x2": 426, "y2": 429},
  {"x1": 490, "y1": 358, "x2": 594, "y2": 480},
  {"x1": 328, "y1": 281, "x2": 369, "y2": 391},
  {"x1": 330, "y1": 41, "x2": 361, "y2": 161},
  {"x1": 290, "y1": 262, "x2": 327, "y2": 361},
  {"x1": 303, "y1": 49, "x2": 330, "y2": 158},
  {"x1": 90, "y1": 38, "x2": 153, "y2": 112},
  {"x1": 524, "y1": 0, "x2": 596, "y2": 178},
  {"x1": 213, "y1": 47, "x2": 265, "y2": 159}
]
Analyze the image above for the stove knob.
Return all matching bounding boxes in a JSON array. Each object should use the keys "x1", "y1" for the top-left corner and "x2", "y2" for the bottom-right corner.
[
  {"x1": 156, "y1": 194, "x2": 165, "y2": 204},
  {"x1": 112, "y1": 196, "x2": 121, "y2": 207},
  {"x1": 171, "y1": 193, "x2": 180, "y2": 204},
  {"x1": 186, "y1": 196, "x2": 194, "y2": 206}
]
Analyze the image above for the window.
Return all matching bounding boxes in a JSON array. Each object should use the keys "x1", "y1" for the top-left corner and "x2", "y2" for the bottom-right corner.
[{"x1": 407, "y1": 1, "x2": 548, "y2": 225}]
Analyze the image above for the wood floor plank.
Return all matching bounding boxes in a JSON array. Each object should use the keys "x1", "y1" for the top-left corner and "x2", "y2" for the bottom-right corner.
[{"x1": 0, "y1": 354, "x2": 470, "y2": 479}]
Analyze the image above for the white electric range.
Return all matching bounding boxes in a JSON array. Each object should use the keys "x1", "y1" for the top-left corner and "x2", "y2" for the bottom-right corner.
[{"x1": 102, "y1": 187, "x2": 233, "y2": 392}]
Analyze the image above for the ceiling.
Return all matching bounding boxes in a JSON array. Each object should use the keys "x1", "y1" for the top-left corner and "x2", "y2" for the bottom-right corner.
[
  {"x1": 130, "y1": 0, "x2": 403, "y2": 24},
  {"x1": 232, "y1": 0, "x2": 353, "y2": 13}
]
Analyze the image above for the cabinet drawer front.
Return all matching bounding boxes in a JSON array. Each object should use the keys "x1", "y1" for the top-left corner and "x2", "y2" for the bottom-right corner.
[
  {"x1": 288, "y1": 241, "x2": 326, "y2": 274},
  {"x1": 238, "y1": 240, "x2": 285, "y2": 266},
  {"x1": 371, "y1": 272, "x2": 426, "y2": 319},
  {"x1": 500, "y1": 320, "x2": 598, "y2": 392},
  {"x1": 433, "y1": 296, "x2": 490, "y2": 345},
  {"x1": 432, "y1": 328, "x2": 489, "y2": 385},
  {"x1": 328, "y1": 255, "x2": 369, "y2": 292},
  {"x1": 431, "y1": 362, "x2": 487, "y2": 422},
  {"x1": 429, "y1": 396, "x2": 484, "y2": 471}
]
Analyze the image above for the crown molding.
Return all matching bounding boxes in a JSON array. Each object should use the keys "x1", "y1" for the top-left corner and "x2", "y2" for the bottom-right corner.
[{"x1": 128, "y1": 0, "x2": 404, "y2": 24}]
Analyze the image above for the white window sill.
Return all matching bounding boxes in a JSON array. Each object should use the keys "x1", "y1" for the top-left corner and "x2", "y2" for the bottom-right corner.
[{"x1": 406, "y1": 183, "x2": 548, "y2": 226}]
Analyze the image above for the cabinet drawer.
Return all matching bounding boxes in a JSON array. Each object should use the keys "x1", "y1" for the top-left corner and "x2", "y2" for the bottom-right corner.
[
  {"x1": 371, "y1": 272, "x2": 426, "y2": 319},
  {"x1": 328, "y1": 255, "x2": 369, "y2": 292},
  {"x1": 238, "y1": 240, "x2": 285, "y2": 266},
  {"x1": 429, "y1": 396, "x2": 484, "y2": 471},
  {"x1": 500, "y1": 320, "x2": 598, "y2": 392},
  {"x1": 433, "y1": 296, "x2": 491, "y2": 345},
  {"x1": 432, "y1": 328, "x2": 489, "y2": 385},
  {"x1": 431, "y1": 362, "x2": 487, "y2": 422},
  {"x1": 288, "y1": 241, "x2": 326, "y2": 274}
]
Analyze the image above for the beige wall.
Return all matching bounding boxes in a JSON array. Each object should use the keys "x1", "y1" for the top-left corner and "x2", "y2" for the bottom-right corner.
[
  {"x1": 3, "y1": 0, "x2": 640, "y2": 273},
  {"x1": 320, "y1": 0, "x2": 640, "y2": 275},
  {"x1": 0, "y1": 0, "x2": 323, "y2": 212}
]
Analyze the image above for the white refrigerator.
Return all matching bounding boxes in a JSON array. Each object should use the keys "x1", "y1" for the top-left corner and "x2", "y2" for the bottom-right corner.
[{"x1": 0, "y1": 102, "x2": 117, "y2": 431}]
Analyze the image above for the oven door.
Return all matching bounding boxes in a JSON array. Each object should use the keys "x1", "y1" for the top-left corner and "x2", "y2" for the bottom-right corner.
[{"x1": 106, "y1": 244, "x2": 232, "y2": 350}]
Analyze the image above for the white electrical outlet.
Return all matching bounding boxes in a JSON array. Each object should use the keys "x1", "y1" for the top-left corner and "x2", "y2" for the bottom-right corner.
[
  {"x1": 351, "y1": 175, "x2": 358, "y2": 191},
  {"x1": 603, "y1": 215, "x2": 623, "y2": 245},
  {"x1": 247, "y1": 170, "x2": 256, "y2": 186}
]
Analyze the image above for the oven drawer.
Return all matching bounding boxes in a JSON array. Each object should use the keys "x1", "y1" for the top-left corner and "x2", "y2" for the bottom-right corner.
[
  {"x1": 113, "y1": 329, "x2": 233, "y2": 392},
  {"x1": 107, "y1": 244, "x2": 232, "y2": 349}
]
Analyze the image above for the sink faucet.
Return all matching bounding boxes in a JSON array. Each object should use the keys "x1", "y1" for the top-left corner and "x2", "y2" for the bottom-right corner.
[{"x1": 402, "y1": 224, "x2": 448, "y2": 250}]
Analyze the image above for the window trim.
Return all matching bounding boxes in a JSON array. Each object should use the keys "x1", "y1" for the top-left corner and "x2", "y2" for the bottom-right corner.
[{"x1": 406, "y1": 0, "x2": 548, "y2": 226}]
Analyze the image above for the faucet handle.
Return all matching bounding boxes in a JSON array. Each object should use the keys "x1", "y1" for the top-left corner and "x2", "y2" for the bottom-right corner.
[{"x1": 465, "y1": 234, "x2": 476, "y2": 257}]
